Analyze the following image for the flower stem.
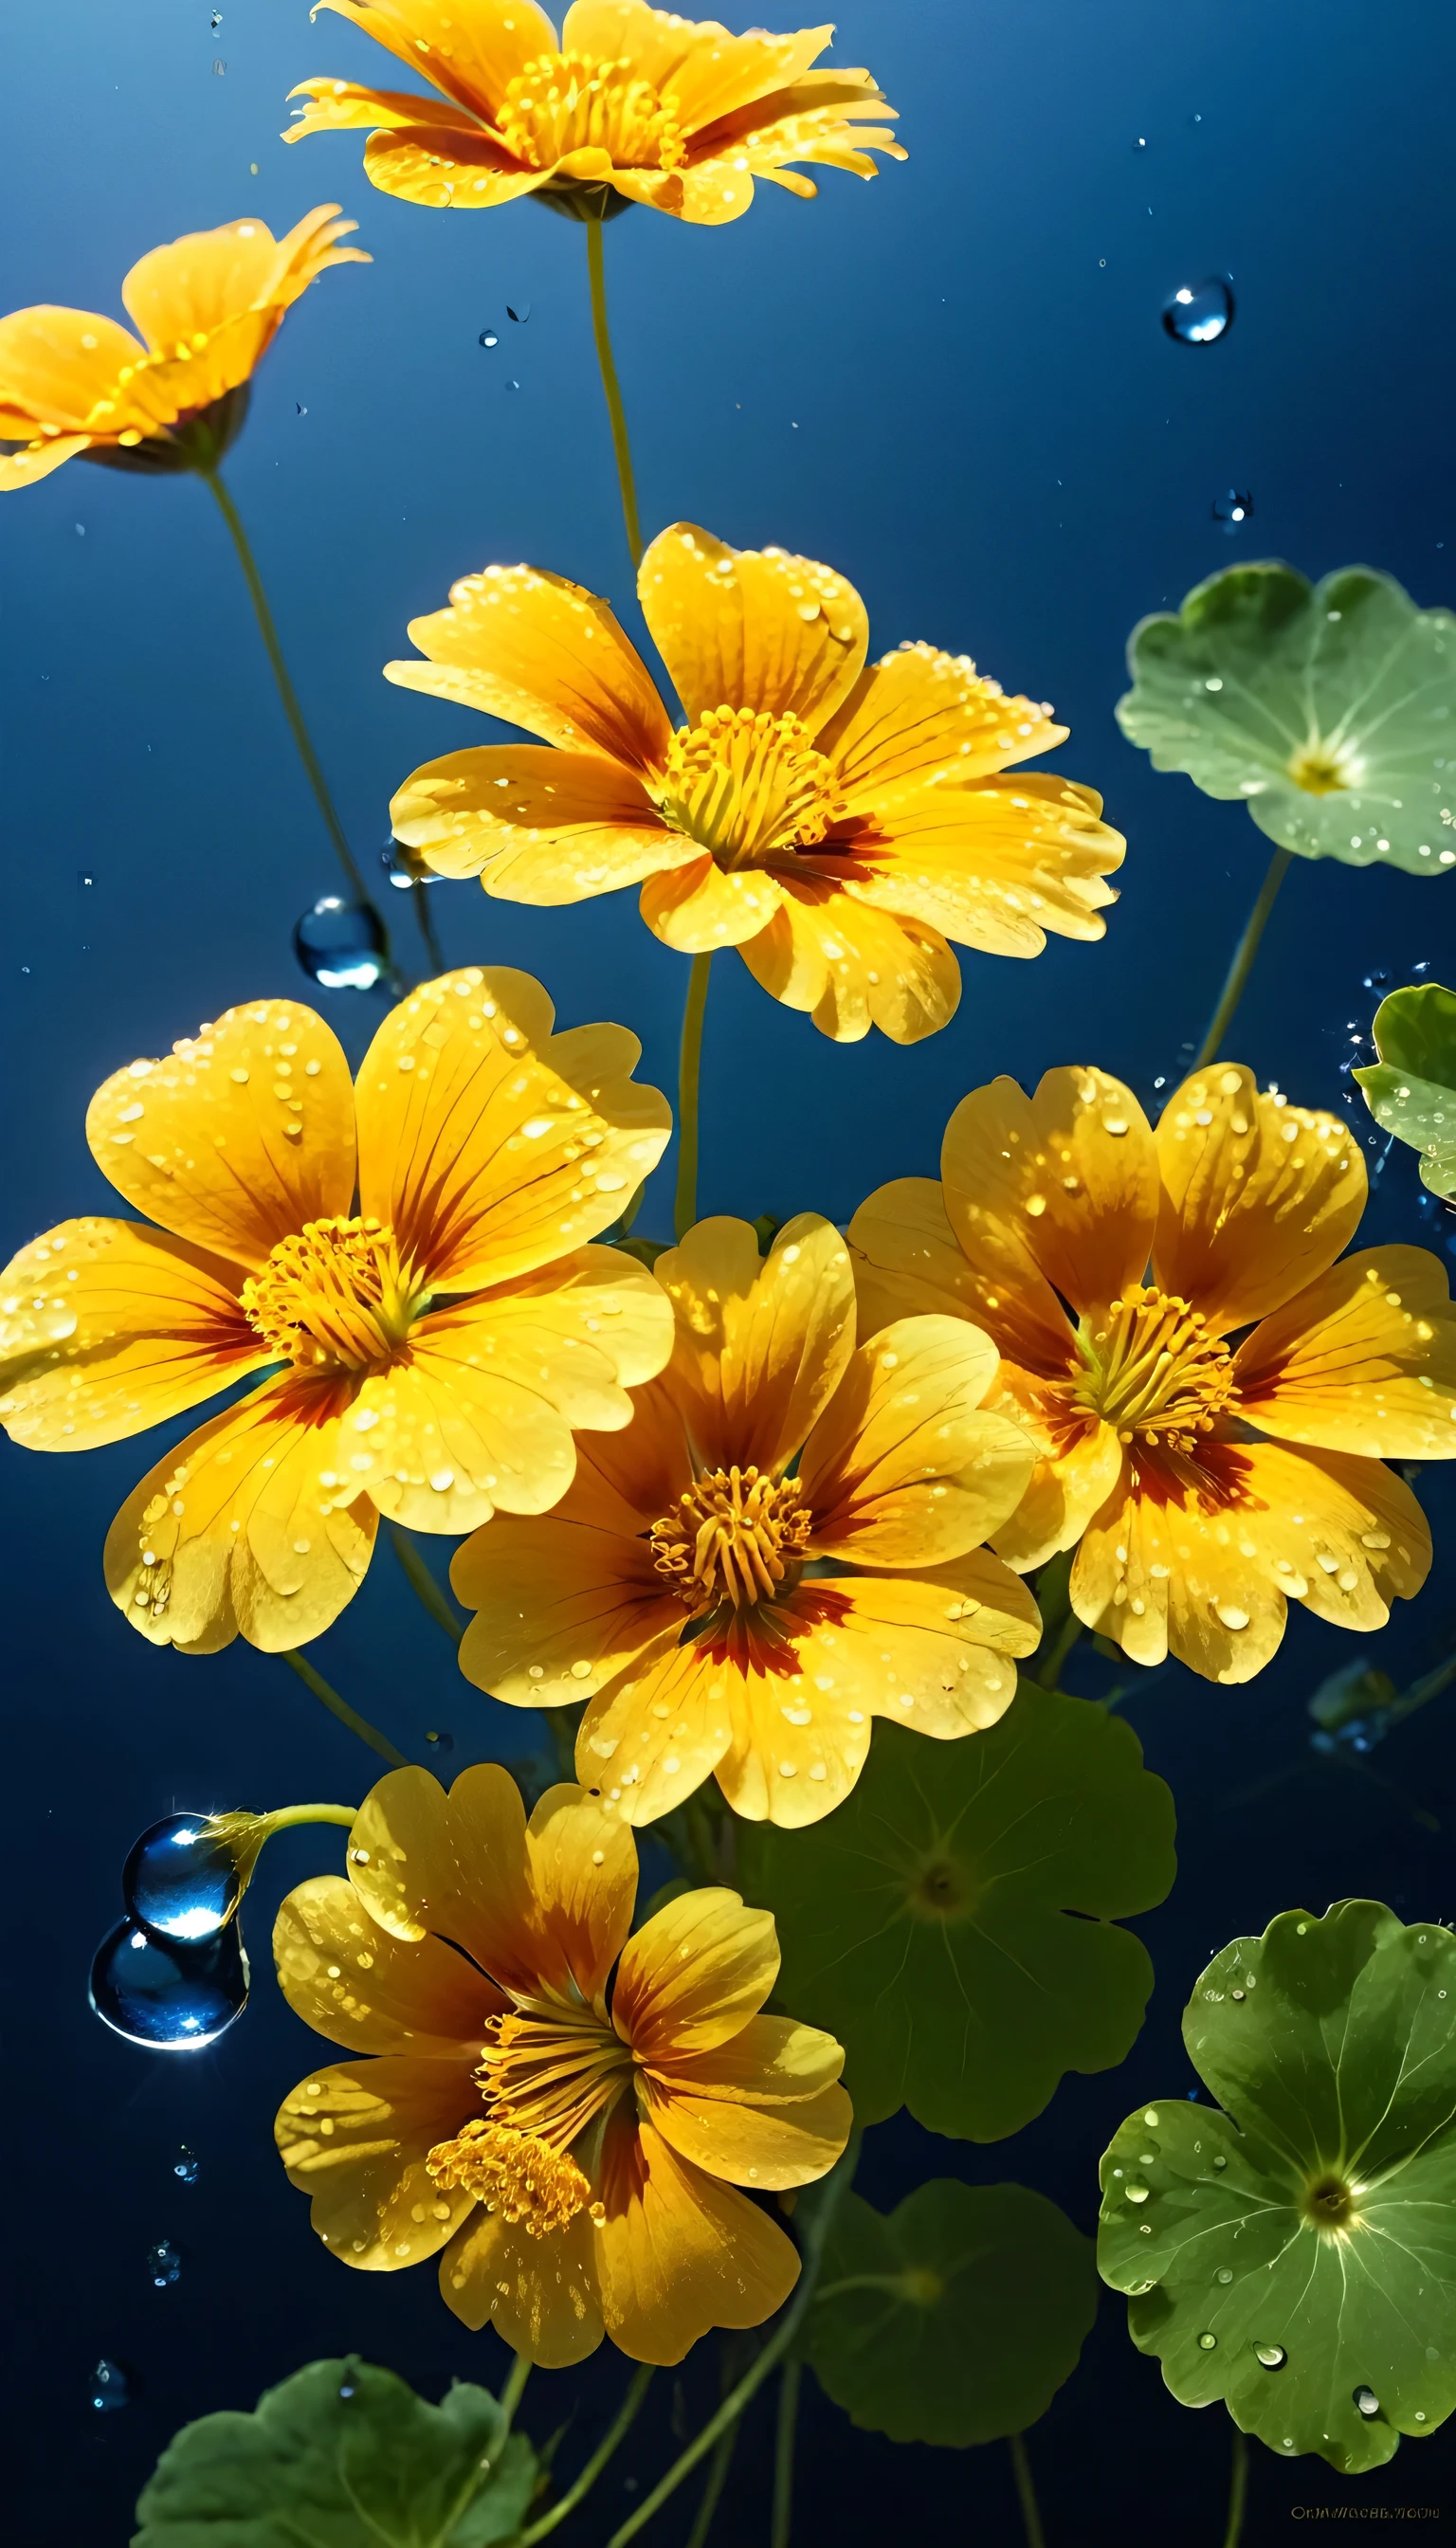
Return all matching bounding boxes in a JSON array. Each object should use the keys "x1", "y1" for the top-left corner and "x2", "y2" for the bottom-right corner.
[
  {"x1": 389, "y1": 1521, "x2": 464, "y2": 1646},
  {"x1": 500, "y1": 2353, "x2": 532, "y2": 2437},
  {"x1": 770, "y1": 2361, "x2": 801, "y2": 2548},
  {"x1": 585, "y1": 215, "x2": 644, "y2": 569},
  {"x1": 1040, "y1": 1607, "x2": 1084, "y2": 1692},
  {"x1": 1193, "y1": 846, "x2": 1292, "y2": 1067},
  {"x1": 201, "y1": 465, "x2": 395, "y2": 971},
  {"x1": 674, "y1": 952, "x2": 713, "y2": 1240},
  {"x1": 1009, "y1": 2432, "x2": 1046, "y2": 2548},
  {"x1": 606, "y1": 2135, "x2": 859, "y2": 2548},
  {"x1": 519, "y1": 2366, "x2": 654, "y2": 2544},
  {"x1": 281, "y1": 1649, "x2": 409, "y2": 1769},
  {"x1": 1223, "y1": 2428, "x2": 1248, "y2": 2548},
  {"x1": 258, "y1": 1802, "x2": 359, "y2": 1835},
  {"x1": 682, "y1": 2419, "x2": 738, "y2": 2548}
]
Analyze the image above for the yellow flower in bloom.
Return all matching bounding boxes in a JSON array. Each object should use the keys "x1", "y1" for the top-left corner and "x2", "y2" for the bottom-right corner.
[
  {"x1": 387, "y1": 525, "x2": 1124, "y2": 1044},
  {"x1": 849, "y1": 1064, "x2": 1456, "y2": 1685},
  {"x1": 284, "y1": 0, "x2": 902, "y2": 224},
  {"x1": 451, "y1": 1214, "x2": 1042, "y2": 1826},
  {"x1": 0, "y1": 209, "x2": 365, "y2": 489},
  {"x1": 274, "y1": 1764, "x2": 851, "y2": 2364},
  {"x1": 0, "y1": 971, "x2": 671, "y2": 1653}
]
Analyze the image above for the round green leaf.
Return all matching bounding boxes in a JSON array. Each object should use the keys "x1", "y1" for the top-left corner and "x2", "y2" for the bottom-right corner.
[
  {"x1": 1355, "y1": 981, "x2": 1456, "y2": 1197},
  {"x1": 1098, "y1": 1902, "x2": 1456, "y2": 2473},
  {"x1": 807, "y1": 2179, "x2": 1097, "y2": 2446},
  {"x1": 1116, "y1": 563, "x2": 1456, "y2": 876},
  {"x1": 133, "y1": 2357, "x2": 537, "y2": 2548},
  {"x1": 738, "y1": 1689, "x2": 1175, "y2": 2139}
]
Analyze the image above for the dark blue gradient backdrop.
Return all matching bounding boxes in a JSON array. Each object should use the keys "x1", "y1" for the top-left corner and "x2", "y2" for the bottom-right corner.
[{"x1": 2, "y1": 3, "x2": 1454, "y2": 2539}]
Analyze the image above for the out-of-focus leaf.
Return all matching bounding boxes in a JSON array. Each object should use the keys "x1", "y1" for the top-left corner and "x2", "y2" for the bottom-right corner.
[{"x1": 1355, "y1": 982, "x2": 1456, "y2": 1197}]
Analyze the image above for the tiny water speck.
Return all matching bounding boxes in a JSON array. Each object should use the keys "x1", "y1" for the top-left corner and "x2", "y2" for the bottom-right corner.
[
  {"x1": 1163, "y1": 279, "x2": 1234, "y2": 344},
  {"x1": 505, "y1": 378, "x2": 520, "y2": 391},
  {"x1": 147, "y1": 2240, "x2": 182, "y2": 2288},
  {"x1": 75, "y1": 522, "x2": 86, "y2": 537},
  {"x1": 479, "y1": 330, "x2": 499, "y2": 347},
  {"x1": 91, "y1": 2359, "x2": 130, "y2": 2413},
  {"x1": 211, "y1": 58, "x2": 226, "y2": 75},
  {"x1": 297, "y1": 403, "x2": 308, "y2": 417},
  {"x1": 507, "y1": 301, "x2": 530, "y2": 322}
]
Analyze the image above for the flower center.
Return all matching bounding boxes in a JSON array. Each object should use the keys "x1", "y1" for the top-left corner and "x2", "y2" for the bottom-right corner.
[
  {"x1": 655, "y1": 708, "x2": 848, "y2": 870},
  {"x1": 240, "y1": 1216, "x2": 424, "y2": 1374},
  {"x1": 1286, "y1": 737, "x2": 1362, "y2": 796},
  {"x1": 496, "y1": 51, "x2": 687, "y2": 171},
  {"x1": 427, "y1": 2120, "x2": 596, "y2": 2237},
  {"x1": 426, "y1": 2002, "x2": 632, "y2": 2240},
  {"x1": 1299, "y1": 2169, "x2": 1366, "y2": 2240},
  {"x1": 1070, "y1": 1283, "x2": 1234, "y2": 1450},
  {"x1": 650, "y1": 1465, "x2": 814, "y2": 1613}
]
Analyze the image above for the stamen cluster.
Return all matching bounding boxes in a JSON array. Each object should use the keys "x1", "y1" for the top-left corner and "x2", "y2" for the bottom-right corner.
[
  {"x1": 240, "y1": 1215, "x2": 421, "y2": 1373},
  {"x1": 657, "y1": 706, "x2": 846, "y2": 866},
  {"x1": 651, "y1": 1465, "x2": 814, "y2": 1612},
  {"x1": 426, "y1": 2117, "x2": 597, "y2": 2238},
  {"x1": 1071, "y1": 1283, "x2": 1234, "y2": 1450},
  {"x1": 496, "y1": 53, "x2": 688, "y2": 172}
]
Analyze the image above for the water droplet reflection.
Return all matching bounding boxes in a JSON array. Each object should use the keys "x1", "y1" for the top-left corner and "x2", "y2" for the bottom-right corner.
[
  {"x1": 1354, "y1": 2386, "x2": 1380, "y2": 2418},
  {"x1": 293, "y1": 896, "x2": 388, "y2": 992},
  {"x1": 1255, "y1": 2343, "x2": 1287, "y2": 2369},
  {"x1": 147, "y1": 2240, "x2": 182, "y2": 2288},
  {"x1": 1211, "y1": 488, "x2": 1253, "y2": 529},
  {"x1": 89, "y1": 1919, "x2": 249, "y2": 2050},
  {"x1": 91, "y1": 2359, "x2": 130, "y2": 2412},
  {"x1": 173, "y1": 2147, "x2": 200, "y2": 2186},
  {"x1": 381, "y1": 839, "x2": 438, "y2": 893},
  {"x1": 1163, "y1": 279, "x2": 1234, "y2": 344},
  {"x1": 479, "y1": 329, "x2": 499, "y2": 347},
  {"x1": 123, "y1": 1813, "x2": 242, "y2": 1940}
]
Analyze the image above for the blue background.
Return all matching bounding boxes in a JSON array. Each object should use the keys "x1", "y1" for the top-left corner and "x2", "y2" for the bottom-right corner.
[{"x1": 2, "y1": 0, "x2": 1454, "y2": 2538}]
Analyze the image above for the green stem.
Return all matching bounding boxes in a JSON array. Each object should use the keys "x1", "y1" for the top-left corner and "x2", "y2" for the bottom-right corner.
[
  {"x1": 499, "y1": 2353, "x2": 532, "y2": 2437},
  {"x1": 1009, "y1": 2432, "x2": 1046, "y2": 2548},
  {"x1": 1223, "y1": 2427, "x2": 1248, "y2": 2548},
  {"x1": 519, "y1": 2366, "x2": 654, "y2": 2544},
  {"x1": 281, "y1": 1650, "x2": 409, "y2": 1769},
  {"x1": 682, "y1": 2420, "x2": 738, "y2": 2548},
  {"x1": 673, "y1": 952, "x2": 713, "y2": 1241},
  {"x1": 389, "y1": 1521, "x2": 464, "y2": 1646},
  {"x1": 257, "y1": 1802, "x2": 358, "y2": 1836},
  {"x1": 202, "y1": 466, "x2": 393, "y2": 970},
  {"x1": 1040, "y1": 1607, "x2": 1084, "y2": 1692},
  {"x1": 585, "y1": 216, "x2": 644, "y2": 569},
  {"x1": 770, "y1": 2361, "x2": 801, "y2": 2548},
  {"x1": 1193, "y1": 846, "x2": 1292, "y2": 1067},
  {"x1": 606, "y1": 2137, "x2": 859, "y2": 2548}
]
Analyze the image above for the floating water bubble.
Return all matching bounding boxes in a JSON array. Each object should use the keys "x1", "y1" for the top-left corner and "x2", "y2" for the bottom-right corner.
[
  {"x1": 293, "y1": 895, "x2": 387, "y2": 992},
  {"x1": 90, "y1": 1918, "x2": 249, "y2": 2050},
  {"x1": 1255, "y1": 2343, "x2": 1287, "y2": 2369},
  {"x1": 479, "y1": 329, "x2": 499, "y2": 348},
  {"x1": 147, "y1": 2240, "x2": 182, "y2": 2288},
  {"x1": 1163, "y1": 279, "x2": 1234, "y2": 345},
  {"x1": 507, "y1": 300, "x2": 530, "y2": 322},
  {"x1": 1211, "y1": 489, "x2": 1253, "y2": 527},
  {"x1": 173, "y1": 2147, "x2": 199, "y2": 2187},
  {"x1": 123, "y1": 1812, "x2": 243, "y2": 1941},
  {"x1": 91, "y1": 2359, "x2": 130, "y2": 2412},
  {"x1": 380, "y1": 839, "x2": 437, "y2": 892}
]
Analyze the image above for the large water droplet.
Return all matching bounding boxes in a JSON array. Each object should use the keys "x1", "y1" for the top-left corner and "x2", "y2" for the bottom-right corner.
[
  {"x1": 1197, "y1": 2331, "x2": 1218, "y2": 2350},
  {"x1": 1162, "y1": 279, "x2": 1234, "y2": 344},
  {"x1": 91, "y1": 2359, "x2": 130, "y2": 2412},
  {"x1": 89, "y1": 1919, "x2": 249, "y2": 2050},
  {"x1": 1125, "y1": 2181, "x2": 1150, "y2": 2203},
  {"x1": 478, "y1": 329, "x2": 499, "y2": 348},
  {"x1": 1255, "y1": 2343, "x2": 1287, "y2": 2370},
  {"x1": 293, "y1": 896, "x2": 387, "y2": 992},
  {"x1": 147, "y1": 2240, "x2": 182, "y2": 2288},
  {"x1": 122, "y1": 1813, "x2": 242, "y2": 1941},
  {"x1": 1354, "y1": 2387, "x2": 1380, "y2": 2417}
]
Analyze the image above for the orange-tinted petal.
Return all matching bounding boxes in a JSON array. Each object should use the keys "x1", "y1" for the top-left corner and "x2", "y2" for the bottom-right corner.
[
  {"x1": 360, "y1": 127, "x2": 547, "y2": 209},
  {"x1": 644, "y1": 2026, "x2": 850, "y2": 2190},
  {"x1": 307, "y1": 0, "x2": 557, "y2": 120},
  {"x1": 276, "y1": 2053, "x2": 478, "y2": 2269},
  {"x1": 847, "y1": 1175, "x2": 988, "y2": 1339},
  {"x1": 1153, "y1": 1065, "x2": 1367, "y2": 1331},
  {"x1": 740, "y1": 880, "x2": 960, "y2": 1043},
  {"x1": 0, "y1": 1217, "x2": 262, "y2": 1450},
  {"x1": 640, "y1": 854, "x2": 786, "y2": 952},
  {"x1": 940, "y1": 1066, "x2": 1157, "y2": 1366},
  {"x1": 440, "y1": 2200, "x2": 604, "y2": 2363},
  {"x1": 351, "y1": 1761, "x2": 542, "y2": 2002},
  {"x1": 800, "y1": 1314, "x2": 1033, "y2": 1565},
  {"x1": 391, "y1": 744, "x2": 682, "y2": 897},
  {"x1": 817, "y1": 642, "x2": 1066, "y2": 797},
  {"x1": 989, "y1": 1394, "x2": 1125, "y2": 1572},
  {"x1": 386, "y1": 562, "x2": 671, "y2": 773},
  {"x1": 1233, "y1": 1245, "x2": 1456, "y2": 1458},
  {"x1": 119, "y1": 207, "x2": 365, "y2": 381},
  {"x1": 85, "y1": 997, "x2": 355, "y2": 1271},
  {"x1": 0, "y1": 305, "x2": 147, "y2": 433},
  {"x1": 653, "y1": 1214, "x2": 855, "y2": 1477},
  {"x1": 0, "y1": 432, "x2": 91, "y2": 490},
  {"x1": 592, "y1": 2112, "x2": 799, "y2": 2363},
  {"x1": 355, "y1": 969, "x2": 670, "y2": 1291},
  {"x1": 845, "y1": 774, "x2": 1122, "y2": 954},
  {"x1": 453, "y1": 1502, "x2": 675, "y2": 1710},
  {"x1": 613, "y1": 1887, "x2": 779, "y2": 2058},
  {"x1": 563, "y1": 4, "x2": 831, "y2": 130},
  {"x1": 638, "y1": 524, "x2": 868, "y2": 733},
  {"x1": 285, "y1": 79, "x2": 493, "y2": 143},
  {"x1": 273, "y1": 1872, "x2": 501, "y2": 2057},
  {"x1": 103, "y1": 1374, "x2": 374, "y2": 1652}
]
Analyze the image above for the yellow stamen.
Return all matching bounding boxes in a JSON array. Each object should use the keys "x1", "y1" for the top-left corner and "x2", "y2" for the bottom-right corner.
[
  {"x1": 1071, "y1": 1284, "x2": 1234, "y2": 1450},
  {"x1": 478, "y1": 2008, "x2": 634, "y2": 2150},
  {"x1": 656, "y1": 707, "x2": 846, "y2": 868},
  {"x1": 240, "y1": 1216, "x2": 424, "y2": 1373},
  {"x1": 496, "y1": 51, "x2": 688, "y2": 172},
  {"x1": 651, "y1": 1465, "x2": 813, "y2": 1612},
  {"x1": 426, "y1": 2119, "x2": 594, "y2": 2239}
]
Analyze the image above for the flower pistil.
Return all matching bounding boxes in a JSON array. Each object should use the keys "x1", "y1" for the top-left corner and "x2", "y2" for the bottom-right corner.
[
  {"x1": 1070, "y1": 1284, "x2": 1234, "y2": 1450},
  {"x1": 651, "y1": 1465, "x2": 814, "y2": 1612}
]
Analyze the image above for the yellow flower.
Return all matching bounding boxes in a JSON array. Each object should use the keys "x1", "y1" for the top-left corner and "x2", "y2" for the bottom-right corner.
[
  {"x1": 849, "y1": 1063, "x2": 1456, "y2": 1685},
  {"x1": 0, "y1": 208, "x2": 365, "y2": 489},
  {"x1": 387, "y1": 525, "x2": 1124, "y2": 1044},
  {"x1": 274, "y1": 1763, "x2": 851, "y2": 2365},
  {"x1": 451, "y1": 1213, "x2": 1042, "y2": 1826},
  {"x1": 284, "y1": 0, "x2": 902, "y2": 223},
  {"x1": 0, "y1": 970, "x2": 671, "y2": 1653}
]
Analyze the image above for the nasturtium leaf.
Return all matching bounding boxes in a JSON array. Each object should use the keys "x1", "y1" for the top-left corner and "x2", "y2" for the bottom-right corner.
[
  {"x1": 132, "y1": 2357, "x2": 537, "y2": 2548},
  {"x1": 737, "y1": 1691, "x2": 1175, "y2": 2139},
  {"x1": 1098, "y1": 1902, "x2": 1456, "y2": 2473},
  {"x1": 806, "y1": 2180, "x2": 1097, "y2": 2447},
  {"x1": 1355, "y1": 981, "x2": 1456, "y2": 1197},
  {"x1": 1116, "y1": 563, "x2": 1456, "y2": 876}
]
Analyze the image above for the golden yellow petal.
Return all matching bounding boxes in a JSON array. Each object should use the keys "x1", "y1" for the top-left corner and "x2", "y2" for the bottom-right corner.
[
  {"x1": 0, "y1": 1217, "x2": 263, "y2": 1451},
  {"x1": 638, "y1": 523, "x2": 868, "y2": 733},
  {"x1": 85, "y1": 996, "x2": 355, "y2": 1271},
  {"x1": 285, "y1": 78, "x2": 498, "y2": 141},
  {"x1": 1154, "y1": 1065, "x2": 1367, "y2": 1331},
  {"x1": 639, "y1": 855, "x2": 786, "y2": 952},
  {"x1": 989, "y1": 1397, "x2": 1125, "y2": 1572},
  {"x1": 643, "y1": 2065, "x2": 850, "y2": 2190},
  {"x1": 592, "y1": 2113, "x2": 800, "y2": 2363},
  {"x1": 391, "y1": 744, "x2": 682, "y2": 897},
  {"x1": 525, "y1": 1782, "x2": 639, "y2": 2010},
  {"x1": 119, "y1": 208, "x2": 365, "y2": 374},
  {"x1": 308, "y1": 0, "x2": 557, "y2": 120},
  {"x1": 1219, "y1": 1437, "x2": 1430, "y2": 1630},
  {"x1": 0, "y1": 433, "x2": 90, "y2": 489},
  {"x1": 613, "y1": 1888, "x2": 780, "y2": 2060},
  {"x1": 653, "y1": 1213, "x2": 856, "y2": 1477},
  {"x1": 386, "y1": 562, "x2": 671, "y2": 770},
  {"x1": 359, "y1": 128, "x2": 546, "y2": 208},
  {"x1": 564, "y1": 1378, "x2": 696, "y2": 1526},
  {"x1": 817, "y1": 642, "x2": 1066, "y2": 798},
  {"x1": 845, "y1": 773, "x2": 1123, "y2": 953},
  {"x1": 276, "y1": 2054, "x2": 478, "y2": 2270},
  {"x1": 453, "y1": 1504, "x2": 675, "y2": 1710},
  {"x1": 800, "y1": 1314, "x2": 1034, "y2": 1565},
  {"x1": 355, "y1": 969, "x2": 670, "y2": 1291},
  {"x1": 743, "y1": 881, "x2": 961, "y2": 1044},
  {"x1": 574, "y1": 1633, "x2": 737, "y2": 1823},
  {"x1": 0, "y1": 305, "x2": 147, "y2": 431},
  {"x1": 1234, "y1": 1245, "x2": 1456, "y2": 1458},
  {"x1": 440, "y1": 2202, "x2": 604, "y2": 2363},
  {"x1": 562, "y1": 4, "x2": 830, "y2": 129},
  {"x1": 343, "y1": 1765, "x2": 452, "y2": 1943},
  {"x1": 847, "y1": 1176, "x2": 987, "y2": 1339},
  {"x1": 273, "y1": 1873, "x2": 501, "y2": 2056},
  {"x1": 654, "y1": 2011, "x2": 847, "y2": 2103}
]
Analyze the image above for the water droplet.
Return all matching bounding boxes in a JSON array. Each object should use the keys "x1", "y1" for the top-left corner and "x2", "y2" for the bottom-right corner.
[
  {"x1": 123, "y1": 1812, "x2": 243, "y2": 1941},
  {"x1": 507, "y1": 301, "x2": 530, "y2": 322},
  {"x1": 296, "y1": 402, "x2": 308, "y2": 418},
  {"x1": 89, "y1": 1918, "x2": 249, "y2": 2049},
  {"x1": 1354, "y1": 2387, "x2": 1380, "y2": 2418},
  {"x1": 425, "y1": 1728, "x2": 455, "y2": 1753},
  {"x1": 1162, "y1": 278, "x2": 1234, "y2": 344},
  {"x1": 147, "y1": 2239, "x2": 182, "y2": 2288},
  {"x1": 173, "y1": 2147, "x2": 199, "y2": 2186},
  {"x1": 1216, "y1": 2268, "x2": 1233, "y2": 2284},
  {"x1": 479, "y1": 329, "x2": 499, "y2": 347},
  {"x1": 1212, "y1": 2155, "x2": 1228, "y2": 2170},
  {"x1": 1255, "y1": 2344, "x2": 1287, "y2": 2370},
  {"x1": 1143, "y1": 2111, "x2": 1159, "y2": 2127},
  {"x1": 91, "y1": 2359, "x2": 130, "y2": 2413},
  {"x1": 1211, "y1": 487, "x2": 1254, "y2": 527},
  {"x1": 211, "y1": 9, "x2": 223, "y2": 27},
  {"x1": 1133, "y1": 135, "x2": 1147, "y2": 150},
  {"x1": 381, "y1": 838, "x2": 437, "y2": 892},
  {"x1": 505, "y1": 378, "x2": 521, "y2": 391},
  {"x1": 1125, "y1": 2181, "x2": 1150, "y2": 2203},
  {"x1": 1230, "y1": 1987, "x2": 1246, "y2": 2001},
  {"x1": 211, "y1": 56, "x2": 226, "y2": 73},
  {"x1": 293, "y1": 895, "x2": 388, "y2": 992}
]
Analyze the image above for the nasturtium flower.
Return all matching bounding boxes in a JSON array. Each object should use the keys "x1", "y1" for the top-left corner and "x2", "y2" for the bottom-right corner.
[
  {"x1": 387, "y1": 524, "x2": 1124, "y2": 1044},
  {"x1": 274, "y1": 1764, "x2": 852, "y2": 2366},
  {"x1": 284, "y1": 1, "x2": 903, "y2": 224},
  {"x1": 451, "y1": 1213, "x2": 1041, "y2": 1827},
  {"x1": 0, "y1": 208, "x2": 365, "y2": 489},
  {"x1": 0, "y1": 970, "x2": 671, "y2": 1653},
  {"x1": 850, "y1": 1064, "x2": 1456, "y2": 1685}
]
